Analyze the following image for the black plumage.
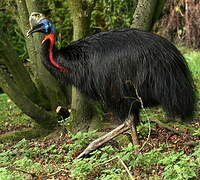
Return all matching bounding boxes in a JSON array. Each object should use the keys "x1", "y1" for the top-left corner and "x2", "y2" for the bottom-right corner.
[
  {"x1": 41, "y1": 28, "x2": 195, "y2": 124},
  {"x1": 26, "y1": 13, "x2": 196, "y2": 157}
]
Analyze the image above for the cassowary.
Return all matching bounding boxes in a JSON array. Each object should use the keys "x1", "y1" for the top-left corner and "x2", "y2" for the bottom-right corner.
[{"x1": 27, "y1": 12, "x2": 195, "y2": 158}]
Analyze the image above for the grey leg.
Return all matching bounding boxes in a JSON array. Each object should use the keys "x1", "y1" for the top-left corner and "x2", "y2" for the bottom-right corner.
[
  {"x1": 77, "y1": 122, "x2": 130, "y2": 158},
  {"x1": 77, "y1": 114, "x2": 140, "y2": 158},
  {"x1": 126, "y1": 115, "x2": 139, "y2": 145}
]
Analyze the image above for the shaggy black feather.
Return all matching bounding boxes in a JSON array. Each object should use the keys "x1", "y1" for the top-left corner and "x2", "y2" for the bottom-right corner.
[{"x1": 41, "y1": 28, "x2": 196, "y2": 123}]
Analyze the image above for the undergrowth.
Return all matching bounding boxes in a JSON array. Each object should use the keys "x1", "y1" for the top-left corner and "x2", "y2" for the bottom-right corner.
[
  {"x1": 0, "y1": 94, "x2": 31, "y2": 126},
  {"x1": 0, "y1": 48, "x2": 200, "y2": 179},
  {"x1": 0, "y1": 132, "x2": 199, "y2": 180}
]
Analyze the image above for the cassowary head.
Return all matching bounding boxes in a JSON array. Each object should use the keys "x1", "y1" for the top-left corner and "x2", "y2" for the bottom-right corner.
[{"x1": 27, "y1": 12, "x2": 55, "y2": 36}]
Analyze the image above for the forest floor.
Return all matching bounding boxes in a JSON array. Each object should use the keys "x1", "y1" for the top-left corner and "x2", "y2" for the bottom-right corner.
[{"x1": 0, "y1": 48, "x2": 200, "y2": 180}]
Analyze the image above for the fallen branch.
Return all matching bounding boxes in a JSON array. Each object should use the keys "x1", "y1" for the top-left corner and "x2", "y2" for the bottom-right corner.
[
  {"x1": 150, "y1": 119, "x2": 193, "y2": 138},
  {"x1": 0, "y1": 127, "x2": 53, "y2": 143},
  {"x1": 94, "y1": 156, "x2": 118, "y2": 168}
]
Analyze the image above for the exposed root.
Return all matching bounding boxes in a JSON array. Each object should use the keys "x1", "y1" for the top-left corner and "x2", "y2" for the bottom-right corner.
[{"x1": 0, "y1": 126, "x2": 56, "y2": 143}]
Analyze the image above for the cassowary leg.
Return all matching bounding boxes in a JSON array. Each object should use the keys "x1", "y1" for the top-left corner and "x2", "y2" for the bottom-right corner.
[
  {"x1": 131, "y1": 121, "x2": 139, "y2": 145},
  {"x1": 77, "y1": 122, "x2": 131, "y2": 158},
  {"x1": 126, "y1": 115, "x2": 139, "y2": 146}
]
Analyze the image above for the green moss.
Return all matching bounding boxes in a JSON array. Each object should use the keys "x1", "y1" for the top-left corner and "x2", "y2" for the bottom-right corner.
[
  {"x1": 0, "y1": 93, "x2": 32, "y2": 126},
  {"x1": 0, "y1": 127, "x2": 53, "y2": 143}
]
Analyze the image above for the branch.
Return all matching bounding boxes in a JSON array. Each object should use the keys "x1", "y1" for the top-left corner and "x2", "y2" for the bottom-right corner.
[
  {"x1": 117, "y1": 156, "x2": 135, "y2": 180},
  {"x1": 125, "y1": 81, "x2": 151, "y2": 151},
  {"x1": 69, "y1": 0, "x2": 96, "y2": 39},
  {"x1": 0, "y1": 67, "x2": 58, "y2": 129},
  {"x1": 15, "y1": 0, "x2": 39, "y2": 63},
  {"x1": 15, "y1": 0, "x2": 30, "y2": 35},
  {"x1": 0, "y1": 36, "x2": 40, "y2": 104},
  {"x1": 150, "y1": 118, "x2": 193, "y2": 138},
  {"x1": 0, "y1": 164, "x2": 37, "y2": 178}
]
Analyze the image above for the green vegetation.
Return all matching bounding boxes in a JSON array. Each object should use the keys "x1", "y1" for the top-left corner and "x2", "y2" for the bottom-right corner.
[
  {"x1": 0, "y1": 0, "x2": 199, "y2": 178},
  {"x1": 0, "y1": 132, "x2": 199, "y2": 179},
  {"x1": 0, "y1": 49, "x2": 199, "y2": 179},
  {"x1": 185, "y1": 51, "x2": 200, "y2": 80},
  {"x1": 0, "y1": 94, "x2": 31, "y2": 126}
]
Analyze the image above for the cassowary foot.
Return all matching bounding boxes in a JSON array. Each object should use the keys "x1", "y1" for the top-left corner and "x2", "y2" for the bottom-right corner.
[{"x1": 77, "y1": 122, "x2": 130, "y2": 158}]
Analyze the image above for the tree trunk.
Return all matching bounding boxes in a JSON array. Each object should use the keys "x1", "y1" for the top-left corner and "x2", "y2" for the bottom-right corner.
[
  {"x1": 0, "y1": 37, "x2": 40, "y2": 105},
  {"x1": 68, "y1": 0, "x2": 100, "y2": 132},
  {"x1": 0, "y1": 68, "x2": 58, "y2": 129},
  {"x1": 0, "y1": 38, "x2": 58, "y2": 130},
  {"x1": 132, "y1": 0, "x2": 166, "y2": 31},
  {"x1": 16, "y1": 0, "x2": 70, "y2": 110},
  {"x1": 0, "y1": 0, "x2": 73, "y2": 135},
  {"x1": 185, "y1": 0, "x2": 200, "y2": 48}
]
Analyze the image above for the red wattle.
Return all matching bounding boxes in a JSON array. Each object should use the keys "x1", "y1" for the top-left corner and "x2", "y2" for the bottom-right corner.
[{"x1": 42, "y1": 33, "x2": 66, "y2": 71}]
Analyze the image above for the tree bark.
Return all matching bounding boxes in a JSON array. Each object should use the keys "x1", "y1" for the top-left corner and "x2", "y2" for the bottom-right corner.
[
  {"x1": 185, "y1": 0, "x2": 200, "y2": 48},
  {"x1": 132, "y1": 0, "x2": 165, "y2": 31},
  {"x1": 0, "y1": 0, "x2": 72, "y2": 134},
  {"x1": 0, "y1": 37, "x2": 40, "y2": 105},
  {"x1": 0, "y1": 66, "x2": 58, "y2": 129},
  {"x1": 16, "y1": 0, "x2": 69, "y2": 110},
  {"x1": 68, "y1": 0, "x2": 100, "y2": 132},
  {"x1": 0, "y1": 36, "x2": 58, "y2": 130}
]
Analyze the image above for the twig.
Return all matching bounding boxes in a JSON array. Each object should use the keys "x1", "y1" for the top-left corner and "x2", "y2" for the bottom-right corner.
[
  {"x1": 95, "y1": 156, "x2": 135, "y2": 180},
  {"x1": 117, "y1": 156, "x2": 135, "y2": 180},
  {"x1": 139, "y1": 108, "x2": 151, "y2": 151},
  {"x1": 45, "y1": 168, "x2": 69, "y2": 177},
  {"x1": 0, "y1": 164, "x2": 37, "y2": 178},
  {"x1": 94, "y1": 156, "x2": 118, "y2": 168},
  {"x1": 134, "y1": 86, "x2": 151, "y2": 151},
  {"x1": 134, "y1": 86, "x2": 144, "y2": 109}
]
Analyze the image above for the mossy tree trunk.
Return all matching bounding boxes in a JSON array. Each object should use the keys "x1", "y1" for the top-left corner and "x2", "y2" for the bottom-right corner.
[
  {"x1": 0, "y1": 37, "x2": 58, "y2": 130},
  {"x1": 19, "y1": 0, "x2": 70, "y2": 110},
  {"x1": 132, "y1": 0, "x2": 166, "y2": 31},
  {"x1": 0, "y1": 0, "x2": 72, "y2": 134},
  {"x1": 68, "y1": 0, "x2": 101, "y2": 133},
  {"x1": 16, "y1": 0, "x2": 70, "y2": 110}
]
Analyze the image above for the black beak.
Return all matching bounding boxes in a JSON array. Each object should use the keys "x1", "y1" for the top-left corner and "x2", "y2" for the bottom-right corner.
[{"x1": 27, "y1": 23, "x2": 45, "y2": 37}]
